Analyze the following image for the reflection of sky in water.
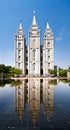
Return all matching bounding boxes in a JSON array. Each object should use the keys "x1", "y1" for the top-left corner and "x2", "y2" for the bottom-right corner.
[
  {"x1": 54, "y1": 82, "x2": 70, "y2": 123},
  {"x1": 0, "y1": 85, "x2": 15, "y2": 114},
  {"x1": 54, "y1": 81, "x2": 70, "y2": 101},
  {"x1": 0, "y1": 79, "x2": 70, "y2": 129}
]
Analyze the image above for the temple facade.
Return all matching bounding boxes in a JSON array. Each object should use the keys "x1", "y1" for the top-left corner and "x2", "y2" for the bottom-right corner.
[{"x1": 15, "y1": 11, "x2": 54, "y2": 76}]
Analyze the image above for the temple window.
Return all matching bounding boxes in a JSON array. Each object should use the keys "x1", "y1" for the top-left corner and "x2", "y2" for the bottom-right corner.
[
  {"x1": 18, "y1": 56, "x2": 21, "y2": 61},
  {"x1": 18, "y1": 63, "x2": 20, "y2": 68},
  {"x1": 18, "y1": 50, "x2": 21, "y2": 55},
  {"x1": 33, "y1": 39, "x2": 36, "y2": 48},
  {"x1": 18, "y1": 42, "x2": 21, "y2": 48},
  {"x1": 47, "y1": 42, "x2": 50, "y2": 47}
]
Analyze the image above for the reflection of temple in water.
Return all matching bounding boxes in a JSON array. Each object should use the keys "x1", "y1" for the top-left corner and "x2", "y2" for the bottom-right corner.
[
  {"x1": 15, "y1": 80, "x2": 26, "y2": 120},
  {"x1": 28, "y1": 79, "x2": 40, "y2": 125},
  {"x1": 42, "y1": 79, "x2": 54, "y2": 119},
  {"x1": 15, "y1": 79, "x2": 55, "y2": 122}
]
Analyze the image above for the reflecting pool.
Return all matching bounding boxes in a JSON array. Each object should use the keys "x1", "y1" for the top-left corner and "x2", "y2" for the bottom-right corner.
[{"x1": 0, "y1": 79, "x2": 70, "y2": 130}]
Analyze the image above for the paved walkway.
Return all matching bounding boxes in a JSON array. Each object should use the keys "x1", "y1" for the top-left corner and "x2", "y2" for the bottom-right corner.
[
  {"x1": 10, "y1": 76, "x2": 56, "y2": 80},
  {"x1": 0, "y1": 77, "x2": 67, "y2": 81},
  {"x1": 10, "y1": 76, "x2": 67, "y2": 80}
]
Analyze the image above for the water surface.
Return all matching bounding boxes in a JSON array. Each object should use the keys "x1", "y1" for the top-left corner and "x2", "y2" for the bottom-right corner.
[{"x1": 0, "y1": 79, "x2": 70, "y2": 130}]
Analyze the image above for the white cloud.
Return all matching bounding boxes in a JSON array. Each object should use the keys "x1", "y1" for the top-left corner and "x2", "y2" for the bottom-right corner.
[{"x1": 56, "y1": 36, "x2": 63, "y2": 42}]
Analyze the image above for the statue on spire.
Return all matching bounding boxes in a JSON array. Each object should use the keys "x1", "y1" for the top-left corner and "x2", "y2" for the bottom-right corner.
[
  {"x1": 33, "y1": 10, "x2": 36, "y2": 15},
  {"x1": 32, "y1": 10, "x2": 37, "y2": 26},
  {"x1": 19, "y1": 20, "x2": 22, "y2": 30},
  {"x1": 46, "y1": 22, "x2": 50, "y2": 29}
]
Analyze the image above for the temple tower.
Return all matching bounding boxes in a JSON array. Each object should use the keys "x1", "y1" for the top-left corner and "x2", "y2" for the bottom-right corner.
[
  {"x1": 15, "y1": 22, "x2": 26, "y2": 75},
  {"x1": 42, "y1": 22, "x2": 54, "y2": 76},
  {"x1": 28, "y1": 11, "x2": 40, "y2": 76}
]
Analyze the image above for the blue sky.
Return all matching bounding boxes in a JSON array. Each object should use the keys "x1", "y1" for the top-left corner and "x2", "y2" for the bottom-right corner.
[{"x1": 0, "y1": 0, "x2": 70, "y2": 68}]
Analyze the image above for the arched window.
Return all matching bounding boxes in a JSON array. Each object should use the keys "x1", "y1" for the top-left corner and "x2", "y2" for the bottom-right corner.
[
  {"x1": 18, "y1": 42, "x2": 21, "y2": 48},
  {"x1": 33, "y1": 49, "x2": 35, "y2": 60},
  {"x1": 26, "y1": 57, "x2": 28, "y2": 61},
  {"x1": 48, "y1": 62, "x2": 50, "y2": 68},
  {"x1": 33, "y1": 39, "x2": 36, "y2": 48},
  {"x1": 18, "y1": 56, "x2": 21, "y2": 61},
  {"x1": 47, "y1": 42, "x2": 50, "y2": 47},
  {"x1": 32, "y1": 91, "x2": 35, "y2": 100},
  {"x1": 48, "y1": 56, "x2": 50, "y2": 60},
  {"x1": 18, "y1": 50, "x2": 21, "y2": 55},
  {"x1": 48, "y1": 49, "x2": 50, "y2": 54},
  {"x1": 33, "y1": 63, "x2": 35, "y2": 71},
  {"x1": 18, "y1": 63, "x2": 20, "y2": 68}
]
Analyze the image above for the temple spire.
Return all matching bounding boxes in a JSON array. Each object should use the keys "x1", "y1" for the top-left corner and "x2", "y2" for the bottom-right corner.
[{"x1": 32, "y1": 10, "x2": 37, "y2": 25}]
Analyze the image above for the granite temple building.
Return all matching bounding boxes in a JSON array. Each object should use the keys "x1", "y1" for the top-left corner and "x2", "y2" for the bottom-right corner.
[{"x1": 15, "y1": 11, "x2": 54, "y2": 76}]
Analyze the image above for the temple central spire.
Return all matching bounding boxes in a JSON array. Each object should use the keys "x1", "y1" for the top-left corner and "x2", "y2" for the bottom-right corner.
[{"x1": 32, "y1": 10, "x2": 37, "y2": 25}]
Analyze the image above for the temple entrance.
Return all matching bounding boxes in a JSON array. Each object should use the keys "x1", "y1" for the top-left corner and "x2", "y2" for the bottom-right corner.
[
  {"x1": 41, "y1": 69, "x2": 43, "y2": 75},
  {"x1": 26, "y1": 69, "x2": 28, "y2": 75}
]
